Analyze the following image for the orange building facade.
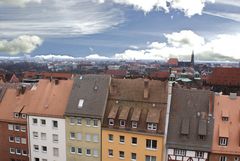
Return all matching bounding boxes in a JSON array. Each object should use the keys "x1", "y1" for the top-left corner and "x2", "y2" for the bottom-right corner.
[
  {"x1": 210, "y1": 93, "x2": 240, "y2": 161},
  {"x1": 102, "y1": 129, "x2": 164, "y2": 161}
]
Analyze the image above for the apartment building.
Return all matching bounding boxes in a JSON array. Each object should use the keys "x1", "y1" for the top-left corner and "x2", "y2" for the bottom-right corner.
[
  {"x1": 210, "y1": 93, "x2": 240, "y2": 161},
  {"x1": 21, "y1": 79, "x2": 73, "y2": 161},
  {"x1": 166, "y1": 88, "x2": 214, "y2": 161},
  {"x1": 102, "y1": 78, "x2": 168, "y2": 161},
  {"x1": 64, "y1": 75, "x2": 111, "y2": 161},
  {"x1": 0, "y1": 84, "x2": 32, "y2": 161}
]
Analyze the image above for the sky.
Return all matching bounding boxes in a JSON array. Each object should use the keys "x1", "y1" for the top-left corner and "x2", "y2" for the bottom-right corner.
[{"x1": 0, "y1": 0, "x2": 240, "y2": 61}]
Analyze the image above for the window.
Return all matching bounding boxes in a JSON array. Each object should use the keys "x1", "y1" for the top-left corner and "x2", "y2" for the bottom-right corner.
[
  {"x1": 145, "y1": 155, "x2": 156, "y2": 161},
  {"x1": 174, "y1": 149, "x2": 186, "y2": 156},
  {"x1": 9, "y1": 136, "x2": 14, "y2": 142},
  {"x1": 93, "y1": 149, "x2": 99, "y2": 157},
  {"x1": 131, "y1": 153, "x2": 137, "y2": 161},
  {"x1": 132, "y1": 121, "x2": 138, "y2": 128},
  {"x1": 222, "y1": 117, "x2": 229, "y2": 121},
  {"x1": 41, "y1": 133, "x2": 47, "y2": 140},
  {"x1": 21, "y1": 138, "x2": 27, "y2": 144},
  {"x1": 34, "y1": 145, "x2": 39, "y2": 151},
  {"x1": 22, "y1": 150, "x2": 27, "y2": 156},
  {"x1": 33, "y1": 118, "x2": 38, "y2": 124},
  {"x1": 8, "y1": 124, "x2": 14, "y2": 130},
  {"x1": 219, "y1": 137, "x2": 228, "y2": 146},
  {"x1": 108, "y1": 134, "x2": 113, "y2": 142},
  {"x1": 21, "y1": 126, "x2": 26, "y2": 132},
  {"x1": 146, "y1": 139, "x2": 157, "y2": 149},
  {"x1": 70, "y1": 117, "x2": 75, "y2": 125},
  {"x1": 119, "y1": 151, "x2": 125, "y2": 159},
  {"x1": 15, "y1": 137, "x2": 20, "y2": 143},
  {"x1": 147, "y1": 123, "x2": 157, "y2": 131},
  {"x1": 14, "y1": 113, "x2": 19, "y2": 118},
  {"x1": 196, "y1": 151, "x2": 204, "y2": 158},
  {"x1": 86, "y1": 149, "x2": 91, "y2": 156},
  {"x1": 10, "y1": 148, "x2": 15, "y2": 154},
  {"x1": 93, "y1": 119, "x2": 98, "y2": 127},
  {"x1": 41, "y1": 119, "x2": 46, "y2": 125},
  {"x1": 108, "y1": 149, "x2": 113, "y2": 157},
  {"x1": 86, "y1": 133, "x2": 91, "y2": 141},
  {"x1": 86, "y1": 118, "x2": 91, "y2": 126},
  {"x1": 14, "y1": 125, "x2": 20, "y2": 131},
  {"x1": 35, "y1": 158, "x2": 40, "y2": 161},
  {"x1": 220, "y1": 156, "x2": 227, "y2": 161},
  {"x1": 42, "y1": 159, "x2": 47, "y2": 161},
  {"x1": 78, "y1": 99, "x2": 84, "y2": 108},
  {"x1": 42, "y1": 146, "x2": 47, "y2": 153},
  {"x1": 70, "y1": 147, "x2": 75, "y2": 154},
  {"x1": 120, "y1": 120, "x2": 126, "y2": 127},
  {"x1": 21, "y1": 113, "x2": 27, "y2": 119},
  {"x1": 120, "y1": 136, "x2": 125, "y2": 143},
  {"x1": 77, "y1": 117, "x2": 82, "y2": 125},
  {"x1": 93, "y1": 134, "x2": 99, "y2": 142},
  {"x1": 53, "y1": 147, "x2": 59, "y2": 156},
  {"x1": 16, "y1": 148, "x2": 21, "y2": 155},
  {"x1": 132, "y1": 137, "x2": 137, "y2": 145},
  {"x1": 77, "y1": 148, "x2": 82, "y2": 155},
  {"x1": 52, "y1": 120, "x2": 58, "y2": 128},
  {"x1": 77, "y1": 133, "x2": 82, "y2": 140},
  {"x1": 234, "y1": 157, "x2": 240, "y2": 161},
  {"x1": 109, "y1": 119, "x2": 114, "y2": 126},
  {"x1": 70, "y1": 132, "x2": 75, "y2": 139},
  {"x1": 33, "y1": 132, "x2": 38, "y2": 139},
  {"x1": 53, "y1": 134, "x2": 58, "y2": 142},
  {"x1": 199, "y1": 135, "x2": 206, "y2": 140}
]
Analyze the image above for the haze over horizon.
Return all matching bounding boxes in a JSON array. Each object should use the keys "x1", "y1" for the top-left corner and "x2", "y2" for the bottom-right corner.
[{"x1": 0, "y1": 0, "x2": 240, "y2": 61}]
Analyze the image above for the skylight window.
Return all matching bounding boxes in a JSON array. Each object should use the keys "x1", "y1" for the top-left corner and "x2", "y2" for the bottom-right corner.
[{"x1": 78, "y1": 99, "x2": 84, "y2": 108}]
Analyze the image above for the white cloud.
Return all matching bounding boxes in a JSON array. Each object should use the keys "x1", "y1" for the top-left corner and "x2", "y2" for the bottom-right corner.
[
  {"x1": 0, "y1": 0, "x2": 41, "y2": 7},
  {"x1": 34, "y1": 54, "x2": 75, "y2": 60},
  {"x1": 85, "y1": 54, "x2": 109, "y2": 59},
  {"x1": 204, "y1": 11, "x2": 240, "y2": 22},
  {"x1": 113, "y1": 30, "x2": 240, "y2": 60},
  {"x1": 100, "y1": 0, "x2": 214, "y2": 17},
  {"x1": 0, "y1": 0, "x2": 124, "y2": 38},
  {"x1": 164, "y1": 30, "x2": 205, "y2": 47},
  {"x1": 0, "y1": 35, "x2": 42, "y2": 55}
]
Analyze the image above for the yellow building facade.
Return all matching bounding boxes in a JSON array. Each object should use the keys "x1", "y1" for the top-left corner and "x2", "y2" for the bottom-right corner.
[
  {"x1": 65, "y1": 117, "x2": 101, "y2": 161},
  {"x1": 102, "y1": 129, "x2": 164, "y2": 161}
]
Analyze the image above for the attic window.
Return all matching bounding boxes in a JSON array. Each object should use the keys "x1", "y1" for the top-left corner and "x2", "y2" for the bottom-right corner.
[
  {"x1": 21, "y1": 114, "x2": 27, "y2": 119},
  {"x1": 78, "y1": 99, "x2": 84, "y2": 108},
  {"x1": 147, "y1": 123, "x2": 157, "y2": 131},
  {"x1": 109, "y1": 119, "x2": 114, "y2": 126},
  {"x1": 120, "y1": 120, "x2": 126, "y2": 127},
  {"x1": 14, "y1": 113, "x2": 19, "y2": 118},
  {"x1": 132, "y1": 121, "x2": 138, "y2": 128}
]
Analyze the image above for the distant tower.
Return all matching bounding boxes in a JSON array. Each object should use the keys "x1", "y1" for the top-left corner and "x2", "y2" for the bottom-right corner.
[{"x1": 191, "y1": 50, "x2": 195, "y2": 68}]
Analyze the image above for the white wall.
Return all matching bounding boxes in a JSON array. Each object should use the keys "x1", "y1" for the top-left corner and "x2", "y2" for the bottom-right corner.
[{"x1": 28, "y1": 115, "x2": 66, "y2": 161}]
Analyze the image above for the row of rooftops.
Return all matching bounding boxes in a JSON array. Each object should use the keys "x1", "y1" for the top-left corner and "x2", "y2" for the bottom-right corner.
[{"x1": 0, "y1": 75, "x2": 168, "y2": 135}]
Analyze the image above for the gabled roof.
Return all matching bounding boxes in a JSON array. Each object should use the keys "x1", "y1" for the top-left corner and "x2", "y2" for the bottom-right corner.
[
  {"x1": 167, "y1": 87, "x2": 214, "y2": 151},
  {"x1": 65, "y1": 75, "x2": 111, "y2": 118},
  {"x1": 109, "y1": 78, "x2": 168, "y2": 103},
  {"x1": 22, "y1": 79, "x2": 73, "y2": 118},
  {"x1": 0, "y1": 84, "x2": 33, "y2": 123}
]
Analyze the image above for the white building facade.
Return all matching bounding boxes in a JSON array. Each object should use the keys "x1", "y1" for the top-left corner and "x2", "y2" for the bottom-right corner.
[{"x1": 28, "y1": 115, "x2": 67, "y2": 161}]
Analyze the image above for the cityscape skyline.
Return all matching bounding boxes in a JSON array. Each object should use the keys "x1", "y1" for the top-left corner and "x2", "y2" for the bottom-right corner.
[{"x1": 0, "y1": 0, "x2": 240, "y2": 60}]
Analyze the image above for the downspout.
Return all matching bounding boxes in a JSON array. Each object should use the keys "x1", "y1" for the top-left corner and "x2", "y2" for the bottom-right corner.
[{"x1": 163, "y1": 81, "x2": 173, "y2": 161}]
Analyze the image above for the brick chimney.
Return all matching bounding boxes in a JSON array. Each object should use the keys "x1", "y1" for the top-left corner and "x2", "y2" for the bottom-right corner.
[{"x1": 144, "y1": 79, "x2": 149, "y2": 99}]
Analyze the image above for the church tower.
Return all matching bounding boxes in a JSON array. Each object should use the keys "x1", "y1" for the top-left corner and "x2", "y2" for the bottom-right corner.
[{"x1": 191, "y1": 50, "x2": 195, "y2": 68}]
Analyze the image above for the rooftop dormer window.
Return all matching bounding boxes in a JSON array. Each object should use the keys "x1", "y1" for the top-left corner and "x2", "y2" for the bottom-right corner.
[
  {"x1": 14, "y1": 112, "x2": 19, "y2": 118},
  {"x1": 109, "y1": 119, "x2": 114, "y2": 126},
  {"x1": 120, "y1": 120, "x2": 125, "y2": 127},
  {"x1": 222, "y1": 117, "x2": 229, "y2": 121},
  {"x1": 132, "y1": 121, "x2": 137, "y2": 128},
  {"x1": 147, "y1": 123, "x2": 157, "y2": 131}
]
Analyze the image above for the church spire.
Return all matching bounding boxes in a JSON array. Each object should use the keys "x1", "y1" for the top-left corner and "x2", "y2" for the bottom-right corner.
[{"x1": 191, "y1": 50, "x2": 194, "y2": 67}]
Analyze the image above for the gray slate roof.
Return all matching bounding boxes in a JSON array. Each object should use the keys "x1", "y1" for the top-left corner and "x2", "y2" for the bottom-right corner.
[
  {"x1": 65, "y1": 75, "x2": 111, "y2": 119},
  {"x1": 166, "y1": 87, "x2": 214, "y2": 152}
]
